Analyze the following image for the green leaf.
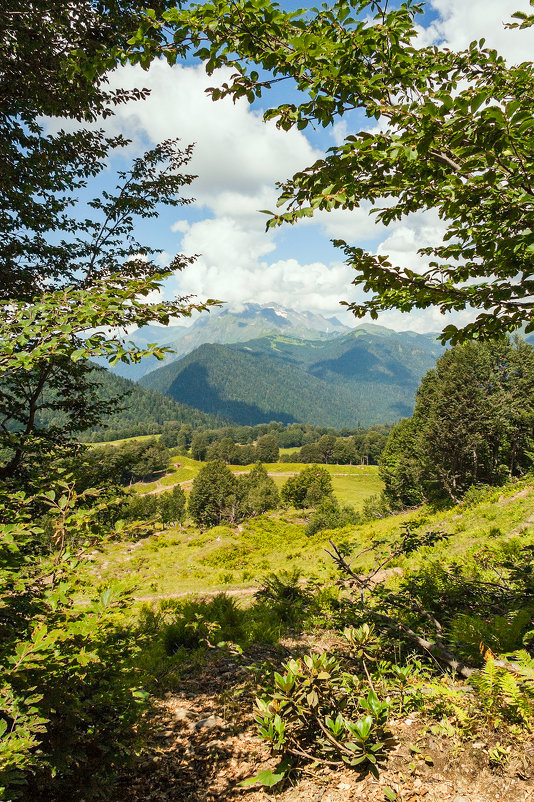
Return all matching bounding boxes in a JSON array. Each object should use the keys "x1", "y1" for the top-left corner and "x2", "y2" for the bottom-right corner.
[{"x1": 239, "y1": 768, "x2": 286, "y2": 788}]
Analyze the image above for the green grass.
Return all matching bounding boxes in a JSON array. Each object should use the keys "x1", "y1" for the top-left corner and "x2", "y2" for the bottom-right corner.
[
  {"x1": 160, "y1": 467, "x2": 195, "y2": 486},
  {"x1": 132, "y1": 457, "x2": 382, "y2": 507},
  {"x1": 89, "y1": 433, "x2": 161, "y2": 447},
  {"x1": 88, "y1": 477, "x2": 534, "y2": 603}
]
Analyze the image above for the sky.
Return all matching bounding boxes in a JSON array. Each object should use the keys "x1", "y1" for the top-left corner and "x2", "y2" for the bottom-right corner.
[{"x1": 56, "y1": 0, "x2": 534, "y2": 332}]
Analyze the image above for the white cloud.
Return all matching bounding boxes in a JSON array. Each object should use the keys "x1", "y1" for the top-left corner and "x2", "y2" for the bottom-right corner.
[
  {"x1": 376, "y1": 305, "x2": 475, "y2": 336},
  {"x1": 106, "y1": 61, "x2": 319, "y2": 211},
  {"x1": 175, "y1": 255, "x2": 354, "y2": 315},
  {"x1": 377, "y1": 209, "x2": 448, "y2": 271},
  {"x1": 427, "y1": 0, "x2": 534, "y2": 61},
  {"x1": 169, "y1": 213, "x2": 354, "y2": 314},
  {"x1": 45, "y1": 3, "x2": 533, "y2": 334},
  {"x1": 170, "y1": 220, "x2": 190, "y2": 234}
]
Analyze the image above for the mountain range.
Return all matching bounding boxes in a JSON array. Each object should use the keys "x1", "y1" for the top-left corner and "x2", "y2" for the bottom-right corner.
[
  {"x1": 137, "y1": 314, "x2": 444, "y2": 428},
  {"x1": 109, "y1": 302, "x2": 350, "y2": 381}
]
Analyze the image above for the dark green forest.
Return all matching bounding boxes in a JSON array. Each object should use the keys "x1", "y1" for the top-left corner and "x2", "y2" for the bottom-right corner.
[
  {"x1": 79, "y1": 368, "x2": 229, "y2": 441},
  {"x1": 139, "y1": 329, "x2": 441, "y2": 427}
]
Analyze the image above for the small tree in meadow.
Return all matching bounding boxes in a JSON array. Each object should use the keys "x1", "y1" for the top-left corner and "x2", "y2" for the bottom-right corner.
[
  {"x1": 188, "y1": 460, "x2": 244, "y2": 528},
  {"x1": 159, "y1": 484, "x2": 186, "y2": 526},
  {"x1": 241, "y1": 462, "x2": 280, "y2": 516},
  {"x1": 281, "y1": 466, "x2": 334, "y2": 509}
]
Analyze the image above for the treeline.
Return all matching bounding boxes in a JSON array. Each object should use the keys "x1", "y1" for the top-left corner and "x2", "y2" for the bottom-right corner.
[
  {"x1": 160, "y1": 420, "x2": 392, "y2": 465},
  {"x1": 282, "y1": 426, "x2": 391, "y2": 465},
  {"x1": 77, "y1": 438, "x2": 170, "y2": 487},
  {"x1": 380, "y1": 338, "x2": 534, "y2": 507}
]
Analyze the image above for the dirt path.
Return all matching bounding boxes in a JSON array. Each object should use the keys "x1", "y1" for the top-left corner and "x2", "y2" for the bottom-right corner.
[
  {"x1": 113, "y1": 645, "x2": 534, "y2": 802},
  {"x1": 132, "y1": 585, "x2": 259, "y2": 603}
]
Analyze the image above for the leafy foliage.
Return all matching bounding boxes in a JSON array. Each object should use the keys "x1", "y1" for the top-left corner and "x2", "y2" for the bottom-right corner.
[
  {"x1": 0, "y1": 490, "x2": 146, "y2": 800},
  {"x1": 132, "y1": 0, "x2": 534, "y2": 342},
  {"x1": 253, "y1": 653, "x2": 391, "y2": 780},
  {"x1": 0, "y1": 4, "x2": 216, "y2": 797},
  {"x1": 78, "y1": 438, "x2": 171, "y2": 488},
  {"x1": 187, "y1": 461, "x2": 244, "y2": 528},
  {"x1": 241, "y1": 463, "x2": 280, "y2": 516},
  {"x1": 380, "y1": 338, "x2": 534, "y2": 504},
  {"x1": 281, "y1": 466, "x2": 334, "y2": 508}
]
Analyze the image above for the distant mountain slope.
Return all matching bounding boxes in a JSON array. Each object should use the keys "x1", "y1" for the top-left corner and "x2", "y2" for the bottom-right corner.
[
  {"x1": 110, "y1": 302, "x2": 350, "y2": 381},
  {"x1": 36, "y1": 368, "x2": 229, "y2": 441},
  {"x1": 140, "y1": 343, "x2": 358, "y2": 427},
  {"x1": 140, "y1": 326, "x2": 443, "y2": 427}
]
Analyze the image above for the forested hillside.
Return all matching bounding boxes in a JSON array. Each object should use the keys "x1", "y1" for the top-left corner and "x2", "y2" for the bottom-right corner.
[
  {"x1": 34, "y1": 367, "x2": 228, "y2": 442},
  {"x1": 140, "y1": 326, "x2": 442, "y2": 427}
]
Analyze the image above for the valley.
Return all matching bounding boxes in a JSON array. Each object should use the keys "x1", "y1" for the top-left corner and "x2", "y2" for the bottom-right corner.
[
  {"x1": 5, "y1": 5, "x2": 534, "y2": 801},
  {"x1": 93, "y1": 453, "x2": 384, "y2": 598}
]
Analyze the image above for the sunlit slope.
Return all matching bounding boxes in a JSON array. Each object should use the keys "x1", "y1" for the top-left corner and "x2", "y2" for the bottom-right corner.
[{"x1": 92, "y1": 469, "x2": 534, "y2": 602}]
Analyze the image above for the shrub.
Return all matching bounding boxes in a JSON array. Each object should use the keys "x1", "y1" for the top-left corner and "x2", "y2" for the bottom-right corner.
[
  {"x1": 158, "y1": 484, "x2": 186, "y2": 526},
  {"x1": 140, "y1": 593, "x2": 283, "y2": 658},
  {"x1": 241, "y1": 463, "x2": 279, "y2": 516},
  {"x1": 305, "y1": 499, "x2": 359, "y2": 536},
  {"x1": 252, "y1": 653, "x2": 391, "y2": 783},
  {"x1": 0, "y1": 492, "x2": 145, "y2": 801},
  {"x1": 281, "y1": 466, "x2": 333, "y2": 509},
  {"x1": 255, "y1": 570, "x2": 309, "y2": 624}
]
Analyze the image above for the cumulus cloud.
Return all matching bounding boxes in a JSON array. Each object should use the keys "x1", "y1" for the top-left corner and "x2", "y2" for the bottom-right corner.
[
  {"x1": 169, "y1": 212, "x2": 354, "y2": 314},
  {"x1": 106, "y1": 61, "x2": 319, "y2": 210},
  {"x1": 178, "y1": 255, "x2": 355, "y2": 316},
  {"x1": 426, "y1": 0, "x2": 534, "y2": 60},
  {"x1": 49, "y1": 3, "x2": 534, "y2": 331}
]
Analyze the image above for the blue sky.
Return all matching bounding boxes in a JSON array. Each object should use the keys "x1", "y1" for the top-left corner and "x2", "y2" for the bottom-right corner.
[{"x1": 47, "y1": 0, "x2": 534, "y2": 332}]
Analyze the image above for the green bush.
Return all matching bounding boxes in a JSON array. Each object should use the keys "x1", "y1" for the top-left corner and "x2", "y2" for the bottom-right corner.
[
  {"x1": 255, "y1": 570, "x2": 310, "y2": 624},
  {"x1": 0, "y1": 494, "x2": 145, "y2": 801},
  {"x1": 188, "y1": 460, "x2": 244, "y2": 528},
  {"x1": 241, "y1": 463, "x2": 279, "y2": 516},
  {"x1": 305, "y1": 499, "x2": 359, "y2": 536},
  {"x1": 139, "y1": 593, "x2": 284, "y2": 661},
  {"x1": 281, "y1": 466, "x2": 333, "y2": 509},
  {"x1": 253, "y1": 653, "x2": 391, "y2": 782},
  {"x1": 158, "y1": 484, "x2": 186, "y2": 526}
]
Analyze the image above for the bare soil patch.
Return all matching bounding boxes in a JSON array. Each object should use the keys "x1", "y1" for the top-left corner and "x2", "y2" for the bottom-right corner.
[{"x1": 114, "y1": 646, "x2": 534, "y2": 802}]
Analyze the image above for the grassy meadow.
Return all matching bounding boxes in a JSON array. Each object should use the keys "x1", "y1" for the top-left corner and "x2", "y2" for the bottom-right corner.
[
  {"x1": 131, "y1": 451, "x2": 383, "y2": 505},
  {"x1": 90, "y1": 464, "x2": 534, "y2": 604}
]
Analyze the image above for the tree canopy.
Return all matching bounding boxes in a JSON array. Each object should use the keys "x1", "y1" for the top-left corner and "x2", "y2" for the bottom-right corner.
[
  {"x1": 381, "y1": 338, "x2": 534, "y2": 505},
  {"x1": 0, "y1": 1, "x2": 219, "y2": 483},
  {"x1": 129, "y1": 0, "x2": 534, "y2": 342}
]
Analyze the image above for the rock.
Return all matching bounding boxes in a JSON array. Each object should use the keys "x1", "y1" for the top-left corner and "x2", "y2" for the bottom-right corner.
[
  {"x1": 174, "y1": 707, "x2": 194, "y2": 722},
  {"x1": 193, "y1": 715, "x2": 226, "y2": 731}
]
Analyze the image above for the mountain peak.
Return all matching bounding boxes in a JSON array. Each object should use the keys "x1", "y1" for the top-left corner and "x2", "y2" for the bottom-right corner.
[{"x1": 110, "y1": 303, "x2": 351, "y2": 381}]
